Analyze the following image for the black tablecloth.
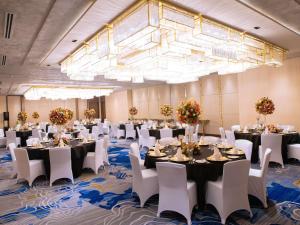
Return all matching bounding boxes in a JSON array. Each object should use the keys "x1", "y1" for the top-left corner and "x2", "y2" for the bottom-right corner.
[
  {"x1": 16, "y1": 130, "x2": 32, "y2": 147},
  {"x1": 27, "y1": 141, "x2": 95, "y2": 178},
  {"x1": 84, "y1": 124, "x2": 97, "y2": 133},
  {"x1": 144, "y1": 147, "x2": 241, "y2": 208},
  {"x1": 234, "y1": 132, "x2": 299, "y2": 163},
  {"x1": 148, "y1": 128, "x2": 185, "y2": 139}
]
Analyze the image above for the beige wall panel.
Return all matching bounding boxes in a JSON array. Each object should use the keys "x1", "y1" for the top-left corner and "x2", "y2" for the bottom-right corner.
[
  {"x1": 238, "y1": 57, "x2": 300, "y2": 130},
  {"x1": 221, "y1": 73, "x2": 239, "y2": 94},
  {"x1": 8, "y1": 96, "x2": 21, "y2": 127},
  {"x1": 222, "y1": 94, "x2": 239, "y2": 115},
  {"x1": 0, "y1": 96, "x2": 6, "y2": 127},
  {"x1": 186, "y1": 81, "x2": 201, "y2": 101},
  {"x1": 201, "y1": 74, "x2": 219, "y2": 96},
  {"x1": 105, "y1": 90, "x2": 129, "y2": 123},
  {"x1": 78, "y1": 99, "x2": 87, "y2": 120}
]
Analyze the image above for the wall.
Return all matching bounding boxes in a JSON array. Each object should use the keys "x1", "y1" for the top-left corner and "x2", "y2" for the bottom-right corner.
[
  {"x1": 105, "y1": 90, "x2": 131, "y2": 123},
  {"x1": 238, "y1": 57, "x2": 300, "y2": 130}
]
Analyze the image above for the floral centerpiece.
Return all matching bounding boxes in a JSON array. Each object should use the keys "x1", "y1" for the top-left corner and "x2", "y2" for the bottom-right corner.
[
  {"x1": 160, "y1": 104, "x2": 173, "y2": 127},
  {"x1": 177, "y1": 99, "x2": 201, "y2": 144},
  {"x1": 65, "y1": 109, "x2": 73, "y2": 121},
  {"x1": 17, "y1": 111, "x2": 28, "y2": 126},
  {"x1": 255, "y1": 97, "x2": 275, "y2": 126},
  {"x1": 84, "y1": 109, "x2": 96, "y2": 123},
  {"x1": 49, "y1": 107, "x2": 68, "y2": 126},
  {"x1": 32, "y1": 112, "x2": 39, "y2": 125},
  {"x1": 129, "y1": 106, "x2": 138, "y2": 120},
  {"x1": 266, "y1": 124, "x2": 283, "y2": 133}
]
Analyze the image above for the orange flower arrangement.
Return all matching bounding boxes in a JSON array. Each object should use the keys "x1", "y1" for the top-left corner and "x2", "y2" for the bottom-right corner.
[
  {"x1": 65, "y1": 109, "x2": 73, "y2": 121},
  {"x1": 49, "y1": 107, "x2": 68, "y2": 125},
  {"x1": 84, "y1": 109, "x2": 96, "y2": 120},
  {"x1": 160, "y1": 104, "x2": 173, "y2": 117},
  {"x1": 129, "y1": 107, "x2": 138, "y2": 116},
  {"x1": 176, "y1": 99, "x2": 201, "y2": 125},
  {"x1": 32, "y1": 112, "x2": 40, "y2": 120},
  {"x1": 255, "y1": 97, "x2": 275, "y2": 115},
  {"x1": 17, "y1": 111, "x2": 28, "y2": 124}
]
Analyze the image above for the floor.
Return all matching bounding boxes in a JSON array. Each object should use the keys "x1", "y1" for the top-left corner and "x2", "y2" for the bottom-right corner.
[{"x1": 0, "y1": 140, "x2": 300, "y2": 225}]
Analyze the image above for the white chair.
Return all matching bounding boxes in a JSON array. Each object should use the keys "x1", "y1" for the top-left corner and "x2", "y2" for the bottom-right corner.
[
  {"x1": 249, "y1": 148, "x2": 272, "y2": 208},
  {"x1": 141, "y1": 124, "x2": 148, "y2": 130},
  {"x1": 103, "y1": 122, "x2": 110, "y2": 134},
  {"x1": 111, "y1": 124, "x2": 125, "y2": 139},
  {"x1": 202, "y1": 136, "x2": 220, "y2": 144},
  {"x1": 160, "y1": 128, "x2": 172, "y2": 138},
  {"x1": 206, "y1": 160, "x2": 252, "y2": 224},
  {"x1": 259, "y1": 134, "x2": 283, "y2": 168},
  {"x1": 83, "y1": 140, "x2": 105, "y2": 174},
  {"x1": 48, "y1": 125, "x2": 57, "y2": 133},
  {"x1": 130, "y1": 142, "x2": 144, "y2": 168},
  {"x1": 39, "y1": 122, "x2": 47, "y2": 132},
  {"x1": 159, "y1": 137, "x2": 177, "y2": 146},
  {"x1": 5, "y1": 130, "x2": 21, "y2": 147},
  {"x1": 91, "y1": 126, "x2": 100, "y2": 140},
  {"x1": 225, "y1": 130, "x2": 236, "y2": 146},
  {"x1": 156, "y1": 162, "x2": 197, "y2": 225},
  {"x1": 125, "y1": 124, "x2": 136, "y2": 139},
  {"x1": 129, "y1": 153, "x2": 159, "y2": 207},
  {"x1": 97, "y1": 123, "x2": 104, "y2": 136},
  {"x1": 219, "y1": 127, "x2": 226, "y2": 141},
  {"x1": 235, "y1": 139, "x2": 253, "y2": 161},
  {"x1": 8, "y1": 143, "x2": 17, "y2": 178},
  {"x1": 14, "y1": 148, "x2": 45, "y2": 186},
  {"x1": 193, "y1": 124, "x2": 199, "y2": 142},
  {"x1": 231, "y1": 125, "x2": 241, "y2": 132},
  {"x1": 0, "y1": 128, "x2": 7, "y2": 147},
  {"x1": 26, "y1": 138, "x2": 40, "y2": 146},
  {"x1": 49, "y1": 147, "x2": 74, "y2": 186},
  {"x1": 103, "y1": 135, "x2": 110, "y2": 165},
  {"x1": 278, "y1": 124, "x2": 295, "y2": 132},
  {"x1": 138, "y1": 128, "x2": 156, "y2": 148},
  {"x1": 287, "y1": 144, "x2": 300, "y2": 161},
  {"x1": 79, "y1": 129, "x2": 89, "y2": 138},
  {"x1": 31, "y1": 128, "x2": 41, "y2": 139}
]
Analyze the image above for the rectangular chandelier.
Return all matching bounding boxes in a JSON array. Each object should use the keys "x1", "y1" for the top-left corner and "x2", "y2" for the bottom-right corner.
[
  {"x1": 24, "y1": 86, "x2": 114, "y2": 100},
  {"x1": 61, "y1": 0, "x2": 286, "y2": 84}
]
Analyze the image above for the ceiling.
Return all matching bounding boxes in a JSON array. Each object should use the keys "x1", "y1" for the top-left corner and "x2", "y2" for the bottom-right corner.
[{"x1": 0, "y1": 0, "x2": 299, "y2": 95}]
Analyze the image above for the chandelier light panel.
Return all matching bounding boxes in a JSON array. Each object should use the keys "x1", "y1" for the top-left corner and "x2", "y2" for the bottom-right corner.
[
  {"x1": 24, "y1": 87, "x2": 114, "y2": 100},
  {"x1": 61, "y1": 0, "x2": 286, "y2": 84}
]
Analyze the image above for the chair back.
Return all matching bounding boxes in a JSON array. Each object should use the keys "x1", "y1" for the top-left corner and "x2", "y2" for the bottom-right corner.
[
  {"x1": 80, "y1": 129, "x2": 89, "y2": 138},
  {"x1": 231, "y1": 125, "x2": 241, "y2": 132},
  {"x1": 160, "y1": 128, "x2": 172, "y2": 138},
  {"x1": 136, "y1": 127, "x2": 141, "y2": 138},
  {"x1": 159, "y1": 137, "x2": 176, "y2": 146},
  {"x1": 48, "y1": 125, "x2": 57, "y2": 133},
  {"x1": 0, "y1": 128, "x2": 5, "y2": 138},
  {"x1": 125, "y1": 124, "x2": 134, "y2": 132},
  {"x1": 8, "y1": 143, "x2": 16, "y2": 161},
  {"x1": 26, "y1": 138, "x2": 40, "y2": 146},
  {"x1": 219, "y1": 127, "x2": 226, "y2": 140},
  {"x1": 98, "y1": 123, "x2": 104, "y2": 135},
  {"x1": 261, "y1": 134, "x2": 282, "y2": 163},
  {"x1": 32, "y1": 129, "x2": 41, "y2": 139},
  {"x1": 103, "y1": 135, "x2": 109, "y2": 149},
  {"x1": 261, "y1": 148, "x2": 272, "y2": 177},
  {"x1": 129, "y1": 153, "x2": 142, "y2": 180},
  {"x1": 235, "y1": 139, "x2": 253, "y2": 161},
  {"x1": 140, "y1": 129, "x2": 150, "y2": 138},
  {"x1": 194, "y1": 124, "x2": 199, "y2": 135},
  {"x1": 203, "y1": 136, "x2": 220, "y2": 144},
  {"x1": 95, "y1": 139, "x2": 105, "y2": 164},
  {"x1": 130, "y1": 142, "x2": 141, "y2": 162},
  {"x1": 223, "y1": 160, "x2": 250, "y2": 194},
  {"x1": 185, "y1": 126, "x2": 194, "y2": 136},
  {"x1": 49, "y1": 147, "x2": 72, "y2": 174},
  {"x1": 92, "y1": 126, "x2": 99, "y2": 134},
  {"x1": 225, "y1": 130, "x2": 236, "y2": 146},
  {"x1": 6, "y1": 130, "x2": 17, "y2": 145},
  {"x1": 39, "y1": 122, "x2": 47, "y2": 132},
  {"x1": 141, "y1": 124, "x2": 147, "y2": 130},
  {"x1": 156, "y1": 162, "x2": 187, "y2": 191},
  {"x1": 14, "y1": 148, "x2": 30, "y2": 178}
]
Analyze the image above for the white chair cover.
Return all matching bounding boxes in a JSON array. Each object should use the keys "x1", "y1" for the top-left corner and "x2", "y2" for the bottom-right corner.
[
  {"x1": 235, "y1": 139, "x2": 253, "y2": 161},
  {"x1": 159, "y1": 137, "x2": 176, "y2": 146},
  {"x1": 249, "y1": 148, "x2": 272, "y2": 208},
  {"x1": 0, "y1": 128, "x2": 5, "y2": 138},
  {"x1": 156, "y1": 162, "x2": 197, "y2": 225},
  {"x1": 103, "y1": 135, "x2": 110, "y2": 165},
  {"x1": 5, "y1": 130, "x2": 20, "y2": 147},
  {"x1": 79, "y1": 129, "x2": 89, "y2": 138},
  {"x1": 287, "y1": 144, "x2": 300, "y2": 160},
  {"x1": 32, "y1": 129, "x2": 41, "y2": 139},
  {"x1": 259, "y1": 134, "x2": 283, "y2": 168},
  {"x1": 231, "y1": 125, "x2": 241, "y2": 132},
  {"x1": 139, "y1": 128, "x2": 156, "y2": 148},
  {"x1": 129, "y1": 153, "x2": 159, "y2": 207},
  {"x1": 219, "y1": 127, "x2": 226, "y2": 140},
  {"x1": 14, "y1": 148, "x2": 45, "y2": 186},
  {"x1": 0, "y1": 128, "x2": 7, "y2": 147},
  {"x1": 125, "y1": 124, "x2": 136, "y2": 139},
  {"x1": 202, "y1": 136, "x2": 220, "y2": 144},
  {"x1": 8, "y1": 143, "x2": 17, "y2": 177},
  {"x1": 206, "y1": 160, "x2": 252, "y2": 224},
  {"x1": 130, "y1": 142, "x2": 144, "y2": 168},
  {"x1": 225, "y1": 130, "x2": 236, "y2": 146},
  {"x1": 49, "y1": 147, "x2": 73, "y2": 186},
  {"x1": 26, "y1": 138, "x2": 40, "y2": 146},
  {"x1": 83, "y1": 139, "x2": 105, "y2": 174},
  {"x1": 160, "y1": 128, "x2": 172, "y2": 138}
]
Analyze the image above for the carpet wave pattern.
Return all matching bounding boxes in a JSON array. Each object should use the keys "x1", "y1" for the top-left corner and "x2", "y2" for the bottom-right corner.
[{"x1": 0, "y1": 140, "x2": 299, "y2": 225}]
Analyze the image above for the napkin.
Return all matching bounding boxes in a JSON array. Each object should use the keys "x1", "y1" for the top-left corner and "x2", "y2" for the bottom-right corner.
[
  {"x1": 243, "y1": 126, "x2": 248, "y2": 133},
  {"x1": 154, "y1": 142, "x2": 161, "y2": 156},
  {"x1": 175, "y1": 148, "x2": 184, "y2": 161},
  {"x1": 59, "y1": 139, "x2": 65, "y2": 147},
  {"x1": 212, "y1": 146, "x2": 222, "y2": 160},
  {"x1": 263, "y1": 127, "x2": 269, "y2": 134},
  {"x1": 152, "y1": 124, "x2": 157, "y2": 129},
  {"x1": 198, "y1": 136, "x2": 205, "y2": 145}
]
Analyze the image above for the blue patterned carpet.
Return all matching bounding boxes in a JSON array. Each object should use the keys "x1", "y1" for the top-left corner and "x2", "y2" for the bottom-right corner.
[{"x1": 0, "y1": 140, "x2": 300, "y2": 225}]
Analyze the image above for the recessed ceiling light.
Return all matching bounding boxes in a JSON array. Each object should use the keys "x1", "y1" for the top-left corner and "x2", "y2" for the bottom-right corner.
[
  {"x1": 72, "y1": 39, "x2": 77, "y2": 43},
  {"x1": 254, "y1": 26, "x2": 260, "y2": 30}
]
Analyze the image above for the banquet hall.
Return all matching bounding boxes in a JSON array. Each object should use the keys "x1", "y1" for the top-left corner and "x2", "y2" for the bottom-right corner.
[{"x1": 0, "y1": 0, "x2": 300, "y2": 224}]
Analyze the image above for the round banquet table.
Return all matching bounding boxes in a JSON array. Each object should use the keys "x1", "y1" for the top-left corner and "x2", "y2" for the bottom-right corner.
[
  {"x1": 16, "y1": 130, "x2": 32, "y2": 147},
  {"x1": 26, "y1": 141, "x2": 95, "y2": 178},
  {"x1": 84, "y1": 123, "x2": 97, "y2": 133},
  {"x1": 234, "y1": 131, "x2": 299, "y2": 163},
  {"x1": 144, "y1": 146, "x2": 245, "y2": 208},
  {"x1": 48, "y1": 131, "x2": 80, "y2": 139},
  {"x1": 148, "y1": 128, "x2": 185, "y2": 139}
]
